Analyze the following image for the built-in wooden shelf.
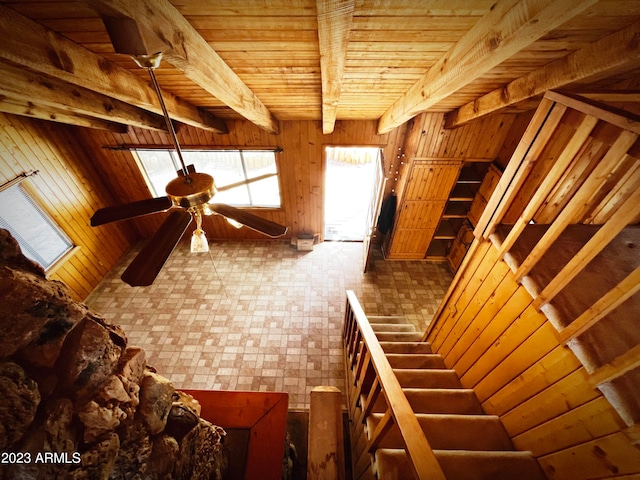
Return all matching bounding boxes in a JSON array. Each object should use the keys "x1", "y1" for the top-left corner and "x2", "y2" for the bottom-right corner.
[
  {"x1": 450, "y1": 183, "x2": 478, "y2": 201},
  {"x1": 443, "y1": 202, "x2": 470, "y2": 218},
  {"x1": 434, "y1": 220, "x2": 456, "y2": 240},
  {"x1": 457, "y1": 167, "x2": 484, "y2": 184},
  {"x1": 426, "y1": 239, "x2": 447, "y2": 259}
]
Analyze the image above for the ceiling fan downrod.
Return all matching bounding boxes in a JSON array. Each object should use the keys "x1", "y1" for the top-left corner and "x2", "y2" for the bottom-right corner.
[{"x1": 133, "y1": 52, "x2": 192, "y2": 183}]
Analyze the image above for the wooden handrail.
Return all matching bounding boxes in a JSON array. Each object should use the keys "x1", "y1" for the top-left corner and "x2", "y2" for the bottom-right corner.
[{"x1": 345, "y1": 290, "x2": 446, "y2": 480}]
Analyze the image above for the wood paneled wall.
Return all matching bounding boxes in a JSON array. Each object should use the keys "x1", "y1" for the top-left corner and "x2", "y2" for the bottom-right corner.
[
  {"x1": 0, "y1": 113, "x2": 135, "y2": 300},
  {"x1": 0, "y1": 110, "x2": 527, "y2": 299},
  {"x1": 79, "y1": 119, "x2": 404, "y2": 241},
  {"x1": 79, "y1": 112, "x2": 525, "y2": 243}
]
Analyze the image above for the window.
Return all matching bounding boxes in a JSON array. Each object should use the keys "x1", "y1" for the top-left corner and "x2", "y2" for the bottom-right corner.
[
  {"x1": 135, "y1": 149, "x2": 281, "y2": 207},
  {"x1": 0, "y1": 183, "x2": 74, "y2": 271}
]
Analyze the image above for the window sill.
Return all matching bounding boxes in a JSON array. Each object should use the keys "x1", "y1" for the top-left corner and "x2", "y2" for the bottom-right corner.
[{"x1": 46, "y1": 245, "x2": 81, "y2": 277}]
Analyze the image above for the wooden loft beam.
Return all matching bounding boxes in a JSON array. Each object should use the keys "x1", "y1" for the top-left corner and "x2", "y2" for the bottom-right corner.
[
  {"x1": 574, "y1": 91, "x2": 640, "y2": 104},
  {"x1": 0, "y1": 4, "x2": 227, "y2": 134},
  {"x1": 376, "y1": 0, "x2": 597, "y2": 134},
  {"x1": 447, "y1": 22, "x2": 640, "y2": 128},
  {"x1": 317, "y1": 0, "x2": 354, "y2": 134},
  {"x1": 85, "y1": 0, "x2": 279, "y2": 134},
  {"x1": 0, "y1": 59, "x2": 166, "y2": 132},
  {"x1": 0, "y1": 97, "x2": 127, "y2": 133}
]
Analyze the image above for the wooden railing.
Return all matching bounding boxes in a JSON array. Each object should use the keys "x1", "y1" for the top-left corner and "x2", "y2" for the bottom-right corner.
[
  {"x1": 470, "y1": 90, "x2": 640, "y2": 428},
  {"x1": 342, "y1": 290, "x2": 446, "y2": 480}
]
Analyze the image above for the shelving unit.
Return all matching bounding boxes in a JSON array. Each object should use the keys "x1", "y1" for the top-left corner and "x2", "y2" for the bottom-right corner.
[
  {"x1": 383, "y1": 159, "x2": 501, "y2": 271},
  {"x1": 426, "y1": 163, "x2": 484, "y2": 262}
]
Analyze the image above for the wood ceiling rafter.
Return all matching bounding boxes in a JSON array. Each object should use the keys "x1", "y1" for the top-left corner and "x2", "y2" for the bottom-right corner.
[
  {"x1": 0, "y1": 59, "x2": 167, "y2": 132},
  {"x1": 0, "y1": 4, "x2": 227, "y2": 134},
  {"x1": 317, "y1": 0, "x2": 354, "y2": 134},
  {"x1": 84, "y1": 0, "x2": 280, "y2": 134},
  {"x1": 447, "y1": 21, "x2": 640, "y2": 128},
  {"x1": 0, "y1": 97, "x2": 127, "y2": 133},
  {"x1": 376, "y1": 0, "x2": 598, "y2": 134}
]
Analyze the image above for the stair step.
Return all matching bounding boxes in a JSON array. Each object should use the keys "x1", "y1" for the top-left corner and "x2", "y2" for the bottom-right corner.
[
  {"x1": 393, "y1": 369, "x2": 462, "y2": 389},
  {"x1": 376, "y1": 331, "x2": 424, "y2": 342},
  {"x1": 380, "y1": 342, "x2": 433, "y2": 354},
  {"x1": 404, "y1": 388, "x2": 483, "y2": 415},
  {"x1": 371, "y1": 323, "x2": 416, "y2": 333},
  {"x1": 362, "y1": 388, "x2": 483, "y2": 416},
  {"x1": 366, "y1": 413, "x2": 513, "y2": 451},
  {"x1": 375, "y1": 449, "x2": 546, "y2": 480},
  {"x1": 385, "y1": 354, "x2": 445, "y2": 369},
  {"x1": 364, "y1": 388, "x2": 483, "y2": 415},
  {"x1": 367, "y1": 316, "x2": 409, "y2": 325}
]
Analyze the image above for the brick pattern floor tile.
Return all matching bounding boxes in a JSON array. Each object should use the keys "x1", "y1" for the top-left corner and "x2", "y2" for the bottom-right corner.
[{"x1": 85, "y1": 240, "x2": 452, "y2": 409}]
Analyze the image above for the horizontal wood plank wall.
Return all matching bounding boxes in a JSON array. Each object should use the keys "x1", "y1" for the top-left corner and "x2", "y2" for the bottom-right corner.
[
  {"x1": 79, "y1": 119, "x2": 399, "y2": 241},
  {"x1": 0, "y1": 113, "x2": 135, "y2": 300}
]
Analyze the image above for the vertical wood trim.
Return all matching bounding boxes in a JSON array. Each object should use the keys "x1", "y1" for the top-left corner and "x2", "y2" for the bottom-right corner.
[
  {"x1": 474, "y1": 97, "x2": 560, "y2": 239},
  {"x1": 496, "y1": 113, "x2": 600, "y2": 257},
  {"x1": 559, "y1": 265, "x2": 640, "y2": 343}
]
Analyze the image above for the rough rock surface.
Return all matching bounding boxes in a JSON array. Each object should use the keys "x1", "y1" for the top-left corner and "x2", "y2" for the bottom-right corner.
[
  {"x1": 55, "y1": 316, "x2": 125, "y2": 405},
  {"x1": 0, "y1": 229, "x2": 227, "y2": 479},
  {"x1": 110, "y1": 419, "x2": 152, "y2": 479},
  {"x1": 139, "y1": 371, "x2": 176, "y2": 435},
  {"x1": 148, "y1": 434, "x2": 180, "y2": 479},
  {"x1": 72, "y1": 432, "x2": 120, "y2": 480},
  {"x1": 0, "y1": 266, "x2": 86, "y2": 367},
  {"x1": 0, "y1": 228, "x2": 45, "y2": 276},
  {"x1": 0, "y1": 361, "x2": 40, "y2": 450},
  {"x1": 173, "y1": 419, "x2": 227, "y2": 480}
]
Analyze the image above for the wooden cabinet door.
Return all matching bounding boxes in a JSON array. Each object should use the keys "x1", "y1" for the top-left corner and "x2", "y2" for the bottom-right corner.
[{"x1": 386, "y1": 160, "x2": 462, "y2": 259}]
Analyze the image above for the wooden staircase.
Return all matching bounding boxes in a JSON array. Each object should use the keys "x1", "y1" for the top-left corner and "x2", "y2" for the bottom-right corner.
[{"x1": 343, "y1": 293, "x2": 545, "y2": 480}]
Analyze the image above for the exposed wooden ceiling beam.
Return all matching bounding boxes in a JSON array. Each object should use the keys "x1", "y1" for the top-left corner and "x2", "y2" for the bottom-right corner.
[
  {"x1": 85, "y1": 0, "x2": 280, "y2": 134},
  {"x1": 0, "y1": 96, "x2": 127, "y2": 133},
  {"x1": 317, "y1": 0, "x2": 354, "y2": 134},
  {"x1": 376, "y1": 0, "x2": 598, "y2": 134},
  {"x1": 0, "y1": 4, "x2": 227, "y2": 134},
  {"x1": 447, "y1": 22, "x2": 640, "y2": 128},
  {"x1": 0, "y1": 59, "x2": 167, "y2": 132}
]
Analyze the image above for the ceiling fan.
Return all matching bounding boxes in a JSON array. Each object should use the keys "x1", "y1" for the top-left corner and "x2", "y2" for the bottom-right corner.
[{"x1": 90, "y1": 20, "x2": 288, "y2": 287}]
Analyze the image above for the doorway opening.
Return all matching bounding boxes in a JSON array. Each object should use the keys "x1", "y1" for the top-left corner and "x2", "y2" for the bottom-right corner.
[{"x1": 324, "y1": 146, "x2": 381, "y2": 241}]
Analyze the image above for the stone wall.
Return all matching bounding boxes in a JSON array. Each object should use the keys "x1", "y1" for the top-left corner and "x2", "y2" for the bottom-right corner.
[{"x1": 0, "y1": 229, "x2": 227, "y2": 480}]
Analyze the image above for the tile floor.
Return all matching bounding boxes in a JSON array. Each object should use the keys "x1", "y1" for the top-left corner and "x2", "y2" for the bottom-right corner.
[{"x1": 85, "y1": 240, "x2": 452, "y2": 409}]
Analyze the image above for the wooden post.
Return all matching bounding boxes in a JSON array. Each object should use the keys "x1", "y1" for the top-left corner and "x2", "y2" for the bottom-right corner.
[{"x1": 308, "y1": 386, "x2": 346, "y2": 480}]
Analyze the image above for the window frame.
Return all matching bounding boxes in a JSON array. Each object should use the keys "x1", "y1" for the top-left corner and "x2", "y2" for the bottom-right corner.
[
  {"x1": 132, "y1": 147, "x2": 284, "y2": 209},
  {"x1": 0, "y1": 180, "x2": 77, "y2": 273}
]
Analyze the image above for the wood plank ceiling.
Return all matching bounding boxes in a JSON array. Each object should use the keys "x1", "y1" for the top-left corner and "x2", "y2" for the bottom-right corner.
[{"x1": 0, "y1": 0, "x2": 639, "y2": 136}]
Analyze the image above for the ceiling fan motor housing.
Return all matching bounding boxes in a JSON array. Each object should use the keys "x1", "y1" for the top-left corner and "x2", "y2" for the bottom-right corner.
[{"x1": 166, "y1": 172, "x2": 216, "y2": 208}]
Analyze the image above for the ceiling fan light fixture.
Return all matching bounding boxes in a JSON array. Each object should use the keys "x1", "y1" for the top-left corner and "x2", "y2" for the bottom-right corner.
[{"x1": 190, "y1": 228, "x2": 209, "y2": 253}]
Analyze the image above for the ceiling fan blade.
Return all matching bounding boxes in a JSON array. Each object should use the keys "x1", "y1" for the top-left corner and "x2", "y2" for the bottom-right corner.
[
  {"x1": 91, "y1": 196, "x2": 173, "y2": 226},
  {"x1": 209, "y1": 203, "x2": 288, "y2": 238},
  {"x1": 121, "y1": 210, "x2": 192, "y2": 287}
]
